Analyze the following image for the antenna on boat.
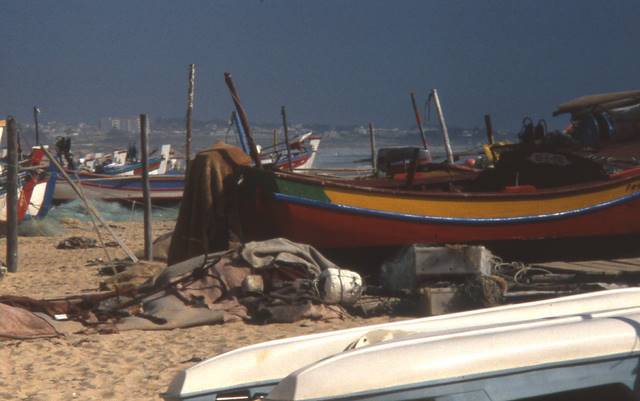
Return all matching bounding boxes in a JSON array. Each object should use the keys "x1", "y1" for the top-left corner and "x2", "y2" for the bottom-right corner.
[
  {"x1": 224, "y1": 72, "x2": 262, "y2": 168},
  {"x1": 429, "y1": 89, "x2": 454, "y2": 164}
]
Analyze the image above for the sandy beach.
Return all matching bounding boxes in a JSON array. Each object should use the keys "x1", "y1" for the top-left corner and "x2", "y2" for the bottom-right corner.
[{"x1": 0, "y1": 218, "x2": 398, "y2": 401}]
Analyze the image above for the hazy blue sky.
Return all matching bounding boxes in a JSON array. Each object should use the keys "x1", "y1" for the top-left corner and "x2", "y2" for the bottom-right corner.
[{"x1": 2, "y1": 0, "x2": 639, "y2": 130}]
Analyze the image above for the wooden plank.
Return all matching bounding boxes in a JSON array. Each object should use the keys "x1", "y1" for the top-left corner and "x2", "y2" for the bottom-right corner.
[
  {"x1": 535, "y1": 261, "x2": 620, "y2": 274},
  {"x1": 571, "y1": 260, "x2": 636, "y2": 272},
  {"x1": 535, "y1": 258, "x2": 640, "y2": 274}
]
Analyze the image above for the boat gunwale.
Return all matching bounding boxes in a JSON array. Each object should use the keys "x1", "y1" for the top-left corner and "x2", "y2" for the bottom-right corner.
[{"x1": 268, "y1": 167, "x2": 640, "y2": 201}]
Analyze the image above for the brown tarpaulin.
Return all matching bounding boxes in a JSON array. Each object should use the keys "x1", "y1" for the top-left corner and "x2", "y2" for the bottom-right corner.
[
  {"x1": 0, "y1": 303, "x2": 60, "y2": 340},
  {"x1": 168, "y1": 142, "x2": 252, "y2": 265},
  {"x1": 0, "y1": 239, "x2": 350, "y2": 335}
]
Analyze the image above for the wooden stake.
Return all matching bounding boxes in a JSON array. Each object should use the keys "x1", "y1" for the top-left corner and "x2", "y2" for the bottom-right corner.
[
  {"x1": 272, "y1": 128, "x2": 277, "y2": 148},
  {"x1": 281, "y1": 106, "x2": 293, "y2": 172},
  {"x1": 224, "y1": 72, "x2": 262, "y2": 167},
  {"x1": 185, "y1": 64, "x2": 195, "y2": 173},
  {"x1": 140, "y1": 114, "x2": 153, "y2": 261},
  {"x1": 6, "y1": 117, "x2": 18, "y2": 272},
  {"x1": 410, "y1": 92, "x2": 431, "y2": 160},
  {"x1": 430, "y1": 89, "x2": 454, "y2": 164},
  {"x1": 484, "y1": 114, "x2": 495, "y2": 145},
  {"x1": 41, "y1": 146, "x2": 139, "y2": 263},
  {"x1": 368, "y1": 122, "x2": 377, "y2": 172}
]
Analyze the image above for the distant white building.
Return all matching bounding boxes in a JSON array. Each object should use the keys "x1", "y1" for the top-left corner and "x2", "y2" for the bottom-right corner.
[{"x1": 99, "y1": 116, "x2": 143, "y2": 134}]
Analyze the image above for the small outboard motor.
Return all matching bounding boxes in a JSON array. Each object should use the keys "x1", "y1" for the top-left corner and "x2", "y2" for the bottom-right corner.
[{"x1": 376, "y1": 147, "x2": 430, "y2": 175}]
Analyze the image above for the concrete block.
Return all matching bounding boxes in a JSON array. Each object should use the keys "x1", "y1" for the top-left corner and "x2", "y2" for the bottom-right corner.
[
  {"x1": 419, "y1": 287, "x2": 458, "y2": 316},
  {"x1": 381, "y1": 244, "x2": 493, "y2": 291}
]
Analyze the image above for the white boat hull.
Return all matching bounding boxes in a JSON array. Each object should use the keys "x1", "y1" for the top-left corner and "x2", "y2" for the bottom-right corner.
[
  {"x1": 164, "y1": 288, "x2": 640, "y2": 400},
  {"x1": 272, "y1": 307, "x2": 640, "y2": 401},
  {"x1": 27, "y1": 181, "x2": 48, "y2": 217}
]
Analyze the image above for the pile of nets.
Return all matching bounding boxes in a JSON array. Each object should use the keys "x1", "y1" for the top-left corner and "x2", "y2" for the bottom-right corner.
[{"x1": 18, "y1": 199, "x2": 179, "y2": 237}]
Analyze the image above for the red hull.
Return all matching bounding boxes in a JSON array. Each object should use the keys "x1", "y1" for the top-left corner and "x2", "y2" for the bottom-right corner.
[{"x1": 267, "y1": 197, "x2": 640, "y2": 248}]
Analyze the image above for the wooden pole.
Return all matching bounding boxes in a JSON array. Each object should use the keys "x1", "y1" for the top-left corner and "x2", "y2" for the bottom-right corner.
[
  {"x1": 6, "y1": 117, "x2": 18, "y2": 273},
  {"x1": 410, "y1": 92, "x2": 431, "y2": 160},
  {"x1": 273, "y1": 128, "x2": 277, "y2": 148},
  {"x1": 41, "y1": 146, "x2": 139, "y2": 263},
  {"x1": 484, "y1": 114, "x2": 495, "y2": 145},
  {"x1": 368, "y1": 122, "x2": 377, "y2": 172},
  {"x1": 140, "y1": 114, "x2": 153, "y2": 261},
  {"x1": 185, "y1": 64, "x2": 195, "y2": 173},
  {"x1": 224, "y1": 72, "x2": 262, "y2": 167},
  {"x1": 280, "y1": 106, "x2": 293, "y2": 172},
  {"x1": 33, "y1": 106, "x2": 40, "y2": 146},
  {"x1": 430, "y1": 89, "x2": 454, "y2": 164}
]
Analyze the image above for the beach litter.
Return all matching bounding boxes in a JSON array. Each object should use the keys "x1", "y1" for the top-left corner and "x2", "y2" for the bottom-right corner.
[
  {"x1": 0, "y1": 238, "x2": 363, "y2": 339},
  {"x1": 56, "y1": 236, "x2": 118, "y2": 249}
]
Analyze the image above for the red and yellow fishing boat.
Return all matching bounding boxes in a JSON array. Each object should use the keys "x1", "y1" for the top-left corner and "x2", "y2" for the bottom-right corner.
[
  {"x1": 227, "y1": 88, "x2": 640, "y2": 249},
  {"x1": 237, "y1": 162, "x2": 640, "y2": 248}
]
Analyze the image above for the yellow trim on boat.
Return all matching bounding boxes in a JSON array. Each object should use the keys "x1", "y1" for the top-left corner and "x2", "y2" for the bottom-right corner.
[{"x1": 324, "y1": 178, "x2": 640, "y2": 219}]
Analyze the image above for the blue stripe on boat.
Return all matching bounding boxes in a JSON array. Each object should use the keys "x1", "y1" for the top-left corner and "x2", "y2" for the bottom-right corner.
[{"x1": 273, "y1": 191, "x2": 640, "y2": 225}]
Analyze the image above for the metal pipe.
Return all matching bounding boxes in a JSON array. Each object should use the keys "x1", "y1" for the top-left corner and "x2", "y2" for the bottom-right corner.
[
  {"x1": 281, "y1": 106, "x2": 293, "y2": 171},
  {"x1": 140, "y1": 114, "x2": 153, "y2": 261},
  {"x1": 431, "y1": 89, "x2": 454, "y2": 164},
  {"x1": 6, "y1": 117, "x2": 18, "y2": 272},
  {"x1": 224, "y1": 72, "x2": 262, "y2": 167}
]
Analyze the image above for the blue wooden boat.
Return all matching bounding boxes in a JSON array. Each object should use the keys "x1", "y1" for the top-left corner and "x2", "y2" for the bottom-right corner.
[{"x1": 53, "y1": 172, "x2": 184, "y2": 202}]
